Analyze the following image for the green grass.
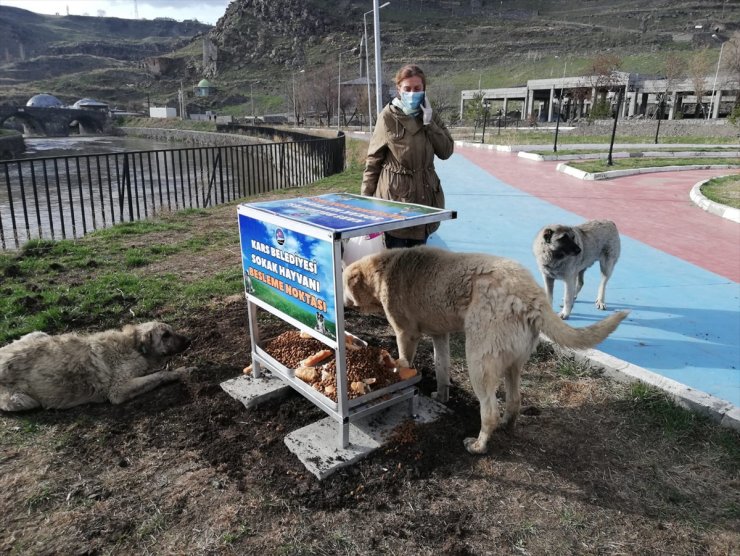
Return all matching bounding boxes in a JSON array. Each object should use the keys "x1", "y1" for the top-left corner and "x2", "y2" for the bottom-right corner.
[
  {"x1": 555, "y1": 355, "x2": 595, "y2": 378},
  {"x1": 569, "y1": 157, "x2": 740, "y2": 174},
  {"x1": 700, "y1": 175, "x2": 740, "y2": 209},
  {"x1": 626, "y1": 382, "x2": 739, "y2": 468},
  {"x1": 0, "y1": 164, "x2": 361, "y2": 345}
]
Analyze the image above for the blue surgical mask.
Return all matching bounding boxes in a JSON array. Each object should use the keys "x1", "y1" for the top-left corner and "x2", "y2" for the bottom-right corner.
[{"x1": 399, "y1": 91, "x2": 425, "y2": 113}]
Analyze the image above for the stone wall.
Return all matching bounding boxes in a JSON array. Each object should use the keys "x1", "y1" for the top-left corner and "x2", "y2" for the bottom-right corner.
[
  {"x1": 570, "y1": 119, "x2": 740, "y2": 138},
  {"x1": 0, "y1": 131, "x2": 25, "y2": 159},
  {"x1": 118, "y1": 127, "x2": 266, "y2": 146}
]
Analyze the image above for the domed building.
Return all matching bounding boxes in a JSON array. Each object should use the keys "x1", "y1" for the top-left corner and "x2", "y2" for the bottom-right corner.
[
  {"x1": 194, "y1": 78, "x2": 217, "y2": 97},
  {"x1": 73, "y1": 98, "x2": 109, "y2": 112},
  {"x1": 26, "y1": 93, "x2": 64, "y2": 108}
]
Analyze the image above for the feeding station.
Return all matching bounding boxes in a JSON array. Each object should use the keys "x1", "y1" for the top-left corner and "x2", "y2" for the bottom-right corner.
[{"x1": 233, "y1": 193, "x2": 455, "y2": 473}]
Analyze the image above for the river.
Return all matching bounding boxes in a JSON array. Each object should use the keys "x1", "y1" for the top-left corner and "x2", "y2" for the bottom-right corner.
[{"x1": 19, "y1": 135, "x2": 177, "y2": 158}]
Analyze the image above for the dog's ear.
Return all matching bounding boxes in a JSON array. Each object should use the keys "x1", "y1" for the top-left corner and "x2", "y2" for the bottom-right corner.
[{"x1": 543, "y1": 228, "x2": 553, "y2": 243}]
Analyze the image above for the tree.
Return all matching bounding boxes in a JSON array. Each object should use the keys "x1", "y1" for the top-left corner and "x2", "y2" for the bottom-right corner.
[
  {"x1": 586, "y1": 53, "x2": 623, "y2": 120},
  {"x1": 655, "y1": 53, "x2": 685, "y2": 142},
  {"x1": 720, "y1": 31, "x2": 740, "y2": 111},
  {"x1": 302, "y1": 65, "x2": 337, "y2": 127},
  {"x1": 588, "y1": 53, "x2": 623, "y2": 91},
  {"x1": 462, "y1": 91, "x2": 486, "y2": 127},
  {"x1": 688, "y1": 48, "x2": 711, "y2": 118}
]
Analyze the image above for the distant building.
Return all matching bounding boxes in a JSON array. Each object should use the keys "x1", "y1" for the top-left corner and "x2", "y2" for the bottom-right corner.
[
  {"x1": 460, "y1": 71, "x2": 738, "y2": 122},
  {"x1": 149, "y1": 106, "x2": 177, "y2": 119},
  {"x1": 73, "y1": 98, "x2": 109, "y2": 112},
  {"x1": 26, "y1": 93, "x2": 64, "y2": 108},
  {"x1": 194, "y1": 79, "x2": 217, "y2": 97}
]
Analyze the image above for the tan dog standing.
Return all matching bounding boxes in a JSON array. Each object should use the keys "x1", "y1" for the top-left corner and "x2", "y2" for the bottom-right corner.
[
  {"x1": 343, "y1": 247, "x2": 627, "y2": 455},
  {"x1": 0, "y1": 322, "x2": 191, "y2": 411},
  {"x1": 533, "y1": 220, "x2": 621, "y2": 319}
]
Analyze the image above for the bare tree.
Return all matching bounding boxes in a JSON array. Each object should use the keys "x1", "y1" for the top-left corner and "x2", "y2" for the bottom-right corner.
[
  {"x1": 655, "y1": 54, "x2": 685, "y2": 142},
  {"x1": 588, "y1": 53, "x2": 623, "y2": 91},
  {"x1": 585, "y1": 53, "x2": 624, "y2": 119},
  {"x1": 302, "y1": 65, "x2": 337, "y2": 127},
  {"x1": 427, "y1": 80, "x2": 461, "y2": 126},
  {"x1": 688, "y1": 48, "x2": 711, "y2": 118},
  {"x1": 721, "y1": 31, "x2": 740, "y2": 111}
]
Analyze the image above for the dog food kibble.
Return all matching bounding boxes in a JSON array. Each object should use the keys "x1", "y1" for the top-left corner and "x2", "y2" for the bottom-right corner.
[{"x1": 262, "y1": 330, "x2": 414, "y2": 402}]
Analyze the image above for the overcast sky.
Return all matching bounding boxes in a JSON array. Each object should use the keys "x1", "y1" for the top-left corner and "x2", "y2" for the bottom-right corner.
[{"x1": 0, "y1": 0, "x2": 230, "y2": 25}]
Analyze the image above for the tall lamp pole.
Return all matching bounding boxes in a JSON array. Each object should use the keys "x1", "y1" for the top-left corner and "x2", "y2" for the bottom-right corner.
[
  {"x1": 373, "y1": 0, "x2": 385, "y2": 117},
  {"x1": 709, "y1": 36, "x2": 726, "y2": 119},
  {"x1": 364, "y1": 2, "x2": 390, "y2": 127},
  {"x1": 607, "y1": 87, "x2": 624, "y2": 166}
]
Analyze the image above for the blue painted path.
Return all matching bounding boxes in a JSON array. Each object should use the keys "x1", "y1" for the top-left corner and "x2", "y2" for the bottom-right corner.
[{"x1": 429, "y1": 152, "x2": 740, "y2": 407}]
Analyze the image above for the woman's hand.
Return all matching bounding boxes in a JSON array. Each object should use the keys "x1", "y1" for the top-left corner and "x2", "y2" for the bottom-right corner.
[{"x1": 421, "y1": 95, "x2": 433, "y2": 125}]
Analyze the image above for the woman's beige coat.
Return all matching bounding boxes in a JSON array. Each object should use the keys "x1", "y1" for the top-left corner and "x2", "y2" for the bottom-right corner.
[{"x1": 361, "y1": 104, "x2": 454, "y2": 240}]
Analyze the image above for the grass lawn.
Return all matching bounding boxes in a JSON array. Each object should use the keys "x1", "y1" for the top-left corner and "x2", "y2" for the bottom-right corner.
[
  {"x1": 569, "y1": 157, "x2": 740, "y2": 174},
  {"x1": 701, "y1": 174, "x2": 740, "y2": 209}
]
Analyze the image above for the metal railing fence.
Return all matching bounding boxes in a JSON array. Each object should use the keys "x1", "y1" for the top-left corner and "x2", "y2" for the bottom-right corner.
[{"x1": 0, "y1": 134, "x2": 345, "y2": 250}]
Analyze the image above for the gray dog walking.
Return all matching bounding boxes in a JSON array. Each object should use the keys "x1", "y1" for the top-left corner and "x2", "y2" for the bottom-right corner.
[{"x1": 533, "y1": 220, "x2": 621, "y2": 319}]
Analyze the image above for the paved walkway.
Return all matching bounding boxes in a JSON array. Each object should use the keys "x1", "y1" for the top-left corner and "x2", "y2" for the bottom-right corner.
[{"x1": 428, "y1": 144, "x2": 739, "y2": 413}]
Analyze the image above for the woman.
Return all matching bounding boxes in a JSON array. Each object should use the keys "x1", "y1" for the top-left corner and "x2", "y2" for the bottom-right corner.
[{"x1": 362, "y1": 64, "x2": 454, "y2": 248}]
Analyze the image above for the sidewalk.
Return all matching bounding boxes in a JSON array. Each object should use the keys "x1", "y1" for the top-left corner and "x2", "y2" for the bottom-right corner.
[{"x1": 428, "y1": 143, "x2": 739, "y2": 423}]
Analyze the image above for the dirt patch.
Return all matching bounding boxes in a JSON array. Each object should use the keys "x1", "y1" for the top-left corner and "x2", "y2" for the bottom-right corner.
[{"x1": 1, "y1": 295, "x2": 738, "y2": 555}]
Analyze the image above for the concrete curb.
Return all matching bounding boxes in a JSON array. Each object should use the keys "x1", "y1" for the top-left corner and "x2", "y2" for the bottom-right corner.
[
  {"x1": 689, "y1": 177, "x2": 740, "y2": 223},
  {"x1": 454, "y1": 140, "x2": 510, "y2": 152},
  {"x1": 556, "y1": 163, "x2": 740, "y2": 181},
  {"x1": 554, "y1": 343, "x2": 740, "y2": 432},
  {"x1": 519, "y1": 150, "x2": 740, "y2": 162}
]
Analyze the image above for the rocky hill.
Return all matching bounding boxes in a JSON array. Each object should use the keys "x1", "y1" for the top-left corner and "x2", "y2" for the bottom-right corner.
[
  {"x1": 0, "y1": 6, "x2": 209, "y2": 105},
  {"x1": 0, "y1": 0, "x2": 738, "y2": 114}
]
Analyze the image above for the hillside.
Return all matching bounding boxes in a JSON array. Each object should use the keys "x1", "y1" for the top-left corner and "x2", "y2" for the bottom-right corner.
[
  {"x1": 0, "y1": 0, "x2": 738, "y2": 116},
  {"x1": 0, "y1": 6, "x2": 210, "y2": 106}
]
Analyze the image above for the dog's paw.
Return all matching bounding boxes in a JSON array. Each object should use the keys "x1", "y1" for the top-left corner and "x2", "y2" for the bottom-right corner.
[
  {"x1": 463, "y1": 437, "x2": 488, "y2": 455},
  {"x1": 431, "y1": 390, "x2": 449, "y2": 403},
  {"x1": 395, "y1": 358, "x2": 411, "y2": 369},
  {"x1": 595, "y1": 300, "x2": 606, "y2": 310},
  {"x1": 173, "y1": 366, "x2": 196, "y2": 377},
  {"x1": 500, "y1": 414, "x2": 518, "y2": 431}
]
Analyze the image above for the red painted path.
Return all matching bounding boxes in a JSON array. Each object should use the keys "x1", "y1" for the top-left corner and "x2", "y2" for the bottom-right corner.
[{"x1": 457, "y1": 146, "x2": 740, "y2": 283}]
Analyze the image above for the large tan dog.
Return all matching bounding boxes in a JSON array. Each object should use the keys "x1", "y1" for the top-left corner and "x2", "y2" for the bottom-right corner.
[
  {"x1": 0, "y1": 322, "x2": 191, "y2": 411},
  {"x1": 343, "y1": 247, "x2": 628, "y2": 454},
  {"x1": 533, "y1": 220, "x2": 621, "y2": 319}
]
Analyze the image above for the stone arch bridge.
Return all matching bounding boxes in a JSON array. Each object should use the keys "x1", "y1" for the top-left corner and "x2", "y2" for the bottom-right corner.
[{"x1": 0, "y1": 105, "x2": 111, "y2": 137}]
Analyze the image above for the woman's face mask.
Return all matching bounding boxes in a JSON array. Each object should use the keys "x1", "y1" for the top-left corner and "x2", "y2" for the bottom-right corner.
[{"x1": 400, "y1": 91, "x2": 425, "y2": 112}]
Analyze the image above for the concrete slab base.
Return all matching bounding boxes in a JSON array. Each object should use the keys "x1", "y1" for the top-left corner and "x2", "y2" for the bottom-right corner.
[
  {"x1": 220, "y1": 371, "x2": 292, "y2": 409},
  {"x1": 220, "y1": 373, "x2": 452, "y2": 480},
  {"x1": 284, "y1": 396, "x2": 451, "y2": 480}
]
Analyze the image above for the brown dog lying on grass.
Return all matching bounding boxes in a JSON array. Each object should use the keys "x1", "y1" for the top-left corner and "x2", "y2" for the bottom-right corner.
[
  {"x1": 0, "y1": 322, "x2": 192, "y2": 411},
  {"x1": 343, "y1": 246, "x2": 628, "y2": 455}
]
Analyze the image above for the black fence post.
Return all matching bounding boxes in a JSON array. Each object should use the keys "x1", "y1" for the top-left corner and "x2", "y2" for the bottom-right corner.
[{"x1": 607, "y1": 88, "x2": 624, "y2": 167}]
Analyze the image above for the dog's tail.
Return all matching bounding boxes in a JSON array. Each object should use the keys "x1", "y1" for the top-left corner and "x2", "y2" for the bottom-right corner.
[{"x1": 540, "y1": 308, "x2": 628, "y2": 350}]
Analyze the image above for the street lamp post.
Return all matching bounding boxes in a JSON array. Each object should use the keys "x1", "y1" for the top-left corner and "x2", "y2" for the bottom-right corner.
[
  {"x1": 607, "y1": 88, "x2": 624, "y2": 166},
  {"x1": 364, "y1": 2, "x2": 390, "y2": 127},
  {"x1": 709, "y1": 36, "x2": 726, "y2": 119},
  {"x1": 480, "y1": 102, "x2": 489, "y2": 144},
  {"x1": 338, "y1": 52, "x2": 343, "y2": 129},
  {"x1": 553, "y1": 91, "x2": 563, "y2": 153},
  {"x1": 373, "y1": 0, "x2": 387, "y2": 117},
  {"x1": 654, "y1": 93, "x2": 666, "y2": 144}
]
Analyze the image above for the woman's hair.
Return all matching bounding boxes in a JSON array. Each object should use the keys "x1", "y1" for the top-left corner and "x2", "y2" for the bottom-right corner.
[{"x1": 394, "y1": 64, "x2": 426, "y2": 89}]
